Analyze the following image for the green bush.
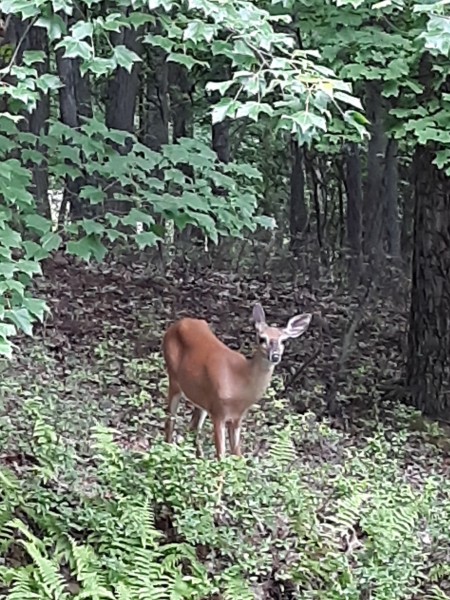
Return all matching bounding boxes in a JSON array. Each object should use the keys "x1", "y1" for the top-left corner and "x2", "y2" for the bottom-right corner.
[{"x1": 1, "y1": 406, "x2": 449, "y2": 599}]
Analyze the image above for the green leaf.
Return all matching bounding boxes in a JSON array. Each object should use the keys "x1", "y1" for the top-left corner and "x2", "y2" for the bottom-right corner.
[
  {"x1": 22, "y1": 51, "x2": 46, "y2": 66},
  {"x1": 81, "y1": 220, "x2": 105, "y2": 236},
  {"x1": 143, "y1": 33, "x2": 174, "y2": 52},
  {"x1": 0, "y1": 279, "x2": 24, "y2": 296},
  {"x1": 36, "y1": 74, "x2": 62, "y2": 94},
  {"x1": 167, "y1": 53, "x2": 206, "y2": 70},
  {"x1": 24, "y1": 214, "x2": 52, "y2": 235},
  {"x1": 113, "y1": 45, "x2": 142, "y2": 72},
  {"x1": 17, "y1": 260, "x2": 42, "y2": 277},
  {"x1": 0, "y1": 262, "x2": 16, "y2": 278},
  {"x1": 122, "y1": 208, "x2": 155, "y2": 227},
  {"x1": 105, "y1": 228, "x2": 126, "y2": 242},
  {"x1": 41, "y1": 232, "x2": 62, "y2": 252},
  {"x1": 35, "y1": 14, "x2": 66, "y2": 40},
  {"x1": 55, "y1": 38, "x2": 92, "y2": 60},
  {"x1": 135, "y1": 231, "x2": 159, "y2": 249},
  {"x1": 22, "y1": 297, "x2": 48, "y2": 322},
  {"x1": 334, "y1": 91, "x2": 363, "y2": 110},
  {"x1": 128, "y1": 12, "x2": 155, "y2": 27},
  {"x1": 291, "y1": 111, "x2": 328, "y2": 133},
  {"x1": 344, "y1": 110, "x2": 370, "y2": 139},
  {"x1": 67, "y1": 235, "x2": 107, "y2": 262},
  {"x1": 0, "y1": 227, "x2": 22, "y2": 248},
  {"x1": 82, "y1": 57, "x2": 116, "y2": 76},
  {"x1": 0, "y1": 340, "x2": 13, "y2": 358},
  {"x1": 212, "y1": 99, "x2": 241, "y2": 124},
  {"x1": 254, "y1": 215, "x2": 277, "y2": 229},
  {"x1": 22, "y1": 240, "x2": 49, "y2": 261},
  {"x1": 5, "y1": 307, "x2": 33, "y2": 336},
  {"x1": 235, "y1": 102, "x2": 274, "y2": 121},
  {"x1": 193, "y1": 213, "x2": 218, "y2": 243},
  {"x1": 419, "y1": 15, "x2": 450, "y2": 56},
  {"x1": 0, "y1": 323, "x2": 16, "y2": 339},
  {"x1": 52, "y1": 0, "x2": 73, "y2": 12},
  {"x1": 71, "y1": 20, "x2": 93, "y2": 40},
  {"x1": 105, "y1": 213, "x2": 120, "y2": 227}
]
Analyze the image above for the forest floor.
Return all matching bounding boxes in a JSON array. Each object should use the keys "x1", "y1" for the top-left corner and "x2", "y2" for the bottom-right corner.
[{"x1": 1, "y1": 251, "x2": 450, "y2": 598}]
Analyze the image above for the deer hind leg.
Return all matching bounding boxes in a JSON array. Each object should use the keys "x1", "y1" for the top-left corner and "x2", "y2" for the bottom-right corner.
[
  {"x1": 188, "y1": 407, "x2": 207, "y2": 458},
  {"x1": 227, "y1": 419, "x2": 243, "y2": 457},
  {"x1": 164, "y1": 379, "x2": 182, "y2": 445}
]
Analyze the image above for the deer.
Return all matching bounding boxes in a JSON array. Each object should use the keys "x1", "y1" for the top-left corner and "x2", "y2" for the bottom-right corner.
[{"x1": 162, "y1": 303, "x2": 312, "y2": 459}]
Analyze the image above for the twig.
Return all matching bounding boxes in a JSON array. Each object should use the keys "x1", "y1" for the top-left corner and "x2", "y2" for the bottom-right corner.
[
  {"x1": 325, "y1": 279, "x2": 375, "y2": 416},
  {"x1": 0, "y1": 16, "x2": 39, "y2": 82}
]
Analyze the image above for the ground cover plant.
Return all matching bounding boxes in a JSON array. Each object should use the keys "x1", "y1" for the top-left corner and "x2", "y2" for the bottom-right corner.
[{"x1": 0, "y1": 258, "x2": 450, "y2": 599}]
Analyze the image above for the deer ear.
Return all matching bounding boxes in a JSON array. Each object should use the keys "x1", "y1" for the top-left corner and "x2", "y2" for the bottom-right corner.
[
  {"x1": 252, "y1": 303, "x2": 266, "y2": 329},
  {"x1": 283, "y1": 313, "x2": 312, "y2": 338}
]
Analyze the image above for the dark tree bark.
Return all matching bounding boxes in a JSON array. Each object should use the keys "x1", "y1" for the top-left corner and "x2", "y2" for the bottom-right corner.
[
  {"x1": 401, "y1": 175, "x2": 415, "y2": 266},
  {"x1": 343, "y1": 142, "x2": 363, "y2": 284},
  {"x1": 55, "y1": 12, "x2": 93, "y2": 221},
  {"x1": 169, "y1": 63, "x2": 194, "y2": 143},
  {"x1": 141, "y1": 43, "x2": 169, "y2": 151},
  {"x1": 407, "y1": 144, "x2": 450, "y2": 419},
  {"x1": 384, "y1": 138, "x2": 401, "y2": 260},
  {"x1": 363, "y1": 82, "x2": 387, "y2": 261},
  {"x1": 212, "y1": 120, "x2": 230, "y2": 164},
  {"x1": 104, "y1": 17, "x2": 143, "y2": 216},
  {"x1": 3, "y1": 17, "x2": 51, "y2": 217},
  {"x1": 105, "y1": 26, "x2": 142, "y2": 137},
  {"x1": 289, "y1": 139, "x2": 308, "y2": 248},
  {"x1": 21, "y1": 26, "x2": 50, "y2": 217}
]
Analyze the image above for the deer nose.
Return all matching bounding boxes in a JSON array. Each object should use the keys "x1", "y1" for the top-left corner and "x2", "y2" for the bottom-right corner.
[{"x1": 269, "y1": 351, "x2": 281, "y2": 364}]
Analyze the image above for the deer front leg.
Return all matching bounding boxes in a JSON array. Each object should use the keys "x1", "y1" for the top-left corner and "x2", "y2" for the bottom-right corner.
[
  {"x1": 213, "y1": 419, "x2": 226, "y2": 459},
  {"x1": 165, "y1": 382, "x2": 182, "y2": 444}
]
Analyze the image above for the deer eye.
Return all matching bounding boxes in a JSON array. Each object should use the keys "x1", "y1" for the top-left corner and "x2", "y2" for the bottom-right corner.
[{"x1": 258, "y1": 335, "x2": 268, "y2": 346}]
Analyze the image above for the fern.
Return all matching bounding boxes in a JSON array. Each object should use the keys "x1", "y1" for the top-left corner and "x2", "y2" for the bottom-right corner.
[
  {"x1": 268, "y1": 425, "x2": 297, "y2": 468},
  {"x1": 7, "y1": 570, "x2": 41, "y2": 600},
  {"x1": 221, "y1": 567, "x2": 255, "y2": 600}
]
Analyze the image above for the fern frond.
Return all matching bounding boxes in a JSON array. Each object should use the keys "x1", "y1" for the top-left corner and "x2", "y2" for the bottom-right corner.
[
  {"x1": 268, "y1": 426, "x2": 297, "y2": 468},
  {"x1": 7, "y1": 569, "x2": 41, "y2": 600},
  {"x1": 222, "y1": 575, "x2": 255, "y2": 600}
]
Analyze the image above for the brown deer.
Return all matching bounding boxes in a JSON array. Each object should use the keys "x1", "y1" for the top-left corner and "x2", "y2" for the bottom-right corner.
[{"x1": 162, "y1": 303, "x2": 312, "y2": 459}]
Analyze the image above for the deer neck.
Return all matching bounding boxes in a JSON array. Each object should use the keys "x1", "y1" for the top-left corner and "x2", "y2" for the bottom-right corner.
[{"x1": 246, "y1": 351, "x2": 275, "y2": 400}]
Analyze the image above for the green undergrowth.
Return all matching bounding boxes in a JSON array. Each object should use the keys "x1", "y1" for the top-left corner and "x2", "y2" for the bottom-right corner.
[{"x1": 1, "y1": 395, "x2": 450, "y2": 599}]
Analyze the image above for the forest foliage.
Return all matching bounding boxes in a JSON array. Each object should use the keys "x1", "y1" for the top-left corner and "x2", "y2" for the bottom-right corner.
[
  {"x1": 1, "y1": 0, "x2": 450, "y2": 597},
  {"x1": 0, "y1": 0, "x2": 446, "y2": 356}
]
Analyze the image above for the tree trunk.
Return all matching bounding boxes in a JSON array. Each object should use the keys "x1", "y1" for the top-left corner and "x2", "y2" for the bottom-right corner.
[
  {"x1": 343, "y1": 142, "x2": 363, "y2": 284},
  {"x1": 400, "y1": 175, "x2": 415, "y2": 267},
  {"x1": 104, "y1": 19, "x2": 143, "y2": 216},
  {"x1": 289, "y1": 139, "x2": 307, "y2": 248},
  {"x1": 363, "y1": 82, "x2": 387, "y2": 262},
  {"x1": 212, "y1": 120, "x2": 230, "y2": 164},
  {"x1": 105, "y1": 27, "x2": 142, "y2": 137},
  {"x1": 141, "y1": 44, "x2": 169, "y2": 151},
  {"x1": 384, "y1": 138, "x2": 401, "y2": 260},
  {"x1": 169, "y1": 63, "x2": 193, "y2": 143},
  {"x1": 4, "y1": 18, "x2": 50, "y2": 217},
  {"x1": 55, "y1": 13, "x2": 92, "y2": 221},
  {"x1": 24, "y1": 28, "x2": 50, "y2": 217},
  {"x1": 407, "y1": 144, "x2": 450, "y2": 419}
]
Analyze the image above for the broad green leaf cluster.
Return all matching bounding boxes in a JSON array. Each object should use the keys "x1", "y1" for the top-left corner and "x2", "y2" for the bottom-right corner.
[{"x1": 0, "y1": 0, "x2": 365, "y2": 356}]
